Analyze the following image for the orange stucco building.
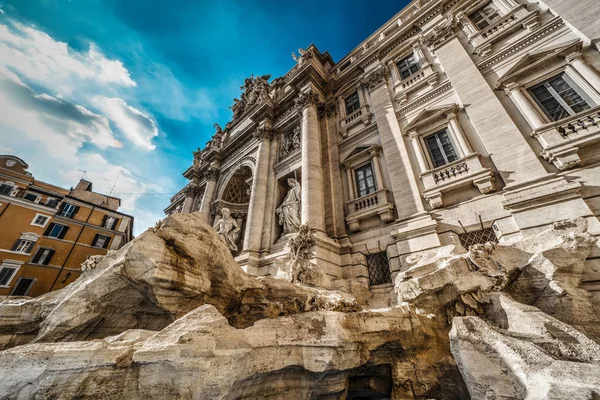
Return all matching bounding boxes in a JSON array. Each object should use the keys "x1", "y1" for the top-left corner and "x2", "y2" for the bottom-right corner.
[{"x1": 0, "y1": 155, "x2": 134, "y2": 297}]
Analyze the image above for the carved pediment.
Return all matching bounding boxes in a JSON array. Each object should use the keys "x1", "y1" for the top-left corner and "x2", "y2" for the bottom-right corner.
[
  {"x1": 404, "y1": 104, "x2": 458, "y2": 134},
  {"x1": 496, "y1": 40, "x2": 582, "y2": 89}
]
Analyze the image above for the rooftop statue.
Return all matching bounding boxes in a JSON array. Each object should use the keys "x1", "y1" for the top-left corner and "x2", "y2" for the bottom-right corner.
[{"x1": 230, "y1": 74, "x2": 272, "y2": 120}]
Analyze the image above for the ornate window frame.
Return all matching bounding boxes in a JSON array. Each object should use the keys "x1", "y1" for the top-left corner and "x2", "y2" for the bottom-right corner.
[
  {"x1": 457, "y1": 0, "x2": 540, "y2": 57},
  {"x1": 336, "y1": 80, "x2": 372, "y2": 138},
  {"x1": 404, "y1": 104, "x2": 496, "y2": 209},
  {"x1": 341, "y1": 145, "x2": 394, "y2": 232},
  {"x1": 497, "y1": 40, "x2": 600, "y2": 170},
  {"x1": 384, "y1": 40, "x2": 439, "y2": 104}
]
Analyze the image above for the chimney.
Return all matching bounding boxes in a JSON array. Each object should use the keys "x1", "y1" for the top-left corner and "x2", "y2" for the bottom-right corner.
[{"x1": 76, "y1": 179, "x2": 93, "y2": 191}]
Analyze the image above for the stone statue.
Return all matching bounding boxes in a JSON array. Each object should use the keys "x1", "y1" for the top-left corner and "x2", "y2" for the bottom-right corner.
[
  {"x1": 276, "y1": 178, "x2": 301, "y2": 235},
  {"x1": 213, "y1": 208, "x2": 240, "y2": 252}
]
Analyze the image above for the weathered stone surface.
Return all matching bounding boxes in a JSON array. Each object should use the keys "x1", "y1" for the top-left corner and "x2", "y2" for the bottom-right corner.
[
  {"x1": 451, "y1": 293, "x2": 600, "y2": 400},
  {"x1": 0, "y1": 214, "x2": 598, "y2": 399},
  {"x1": 0, "y1": 212, "x2": 357, "y2": 349}
]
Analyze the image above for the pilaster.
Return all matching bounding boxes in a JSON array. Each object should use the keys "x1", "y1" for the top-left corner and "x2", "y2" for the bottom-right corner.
[
  {"x1": 198, "y1": 166, "x2": 219, "y2": 223},
  {"x1": 363, "y1": 65, "x2": 425, "y2": 219}
]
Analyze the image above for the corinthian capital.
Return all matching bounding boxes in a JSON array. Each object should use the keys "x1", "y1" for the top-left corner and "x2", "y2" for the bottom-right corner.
[
  {"x1": 252, "y1": 126, "x2": 276, "y2": 141},
  {"x1": 204, "y1": 166, "x2": 220, "y2": 182},
  {"x1": 295, "y1": 88, "x2": 322, "y2": 113},
  {"x1": 361, "y1": 65, "x2": 389, "y2": 89}
]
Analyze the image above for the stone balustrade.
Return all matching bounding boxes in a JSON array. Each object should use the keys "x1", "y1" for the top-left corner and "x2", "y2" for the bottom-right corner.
[
  {"x1": 469, "y1": 5, "x2": 539, "y2": 57},
  {"x1": 533, "y1": 105, "x2": 600, "y2": 170},
  {"x1": 345, "y1": 188, "x2": 394, "y2": 232},
  {"x1": 339, "y1": 104, "x2": 372, "y2": 137},
  {"x1": 421, "y1": 153, "x2": 496, "y2": 209}
]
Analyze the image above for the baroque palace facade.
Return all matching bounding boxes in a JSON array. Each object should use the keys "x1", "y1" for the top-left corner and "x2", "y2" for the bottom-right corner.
[
  {"x1": 0, "y1": 155, "x2": 134, "y2": 297},
  {"x1": 166, "y1": 0, "x2": 600, "y2": 307}
]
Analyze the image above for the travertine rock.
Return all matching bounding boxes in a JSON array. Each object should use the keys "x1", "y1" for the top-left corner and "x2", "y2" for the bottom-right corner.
[
  {"x1": 451, "y1": 293, "x2": 600, "y2": 400},
  {"x1": 0, "y1": 214, "x2": 598, "y2": 399},
  {"x1": 0, "y1": 212, "x2": 357, "y2": 349}
]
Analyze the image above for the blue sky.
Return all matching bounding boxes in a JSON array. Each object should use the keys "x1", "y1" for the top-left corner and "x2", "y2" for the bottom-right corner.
[{"x1": 0, "y1": 0, "x2": 408, "y2": 234}]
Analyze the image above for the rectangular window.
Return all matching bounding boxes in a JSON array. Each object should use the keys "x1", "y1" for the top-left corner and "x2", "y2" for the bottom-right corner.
[
  {"x1": 11, "y1": 278, "x2": 34, "y2": 296},
  {"x1": 12, "y1": 239, "x2": 33, "y2": 253},
  {"x1": 0, "y1": 184, "x2": 13, "y2": 196},
  {"x1": 45, "y1": 198, "x2": 59, "y2": 208},
  {"x1": 103, "y1": 216, "x2": 117, "y2": 230},
  {"x1": 366, "y1": 252, "x2": 392, "y2": 286},
  {"x1": 59, "y1": 203, "x2": 78, "y2": 218},
  {"x1": 529, "y1": 73, "x2": 592, "y2": 122},
  {"x1": 396, "y1": 54, "x2": 421, "y2": 80},
  {"x1": 425, "y1": 130, "x2": 459, "y2": 168},
  {"x1": 31, "y1": 248, "x2": 55, "y2": 265},
  {"x1": 355, "y1": 163, "x2": 377, "y2": 198},
  {"x1": 24, "y1": 193, "x2": 38, "y2": 202},
  {"x1": 92, "y1": 234, "x2": 111, "y2": 249},
  {"x1": 44, "y1": 223, "x2": 69, "y2": 239},
  {"x1": 0, "y1": 266, "x2": 18, "y2": 287},
  {"x1": 31, "y1": 214, "x2": 50, "y2": 227},
  {"x1": 469, "y1": 2, "x2": 501, "y2": 30},
  {"x1": 345, "y1": 91, "x2": 361, "y2": 115}
]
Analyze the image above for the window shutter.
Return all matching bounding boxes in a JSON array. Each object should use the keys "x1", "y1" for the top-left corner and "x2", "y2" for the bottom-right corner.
[
  {"x1": 101, "y1": 215, "x2": 108, "y2": 228},
  {"x1": 10, "y1": 240, "x2": 20, "y2": 251},
  {"x1": 103, "y1": 237, "x2": 111, "y2": 249},
  {"x1": 43, "y1": 223, "x2": 55, "y2": 236},
  {"x1": 58, "y1": 203, "x2": 66, "y2": 215},
  {"x1": 46, "y1": 249, "x2": 55, "y2": 264},
  {"x1": 72, "y1": 206, "x2": 80, "y2": 218},
  {"x1": 91, "y1": 234, "x2": 99, "y2": 247},
  {"x1": 426, "y1": 136, "x2": 445, "y2": 168},
  {"x1": 31, "y1": 249, "x2": 43, "y2": 264},
  {"x1": 111, "y1": 219, "x2": 119, "y2": 230},
  {"x1": 58, "y1": 225, "x2": 69, "y2": 239}
]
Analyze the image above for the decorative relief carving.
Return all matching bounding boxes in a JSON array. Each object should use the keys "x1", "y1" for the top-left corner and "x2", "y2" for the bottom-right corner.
[
  {"x1": 422, "y1": 22, "x2": 455, "y2": 50},
  {"x1": 252, "y1": 126, "x2": 276, "y2": 142},
  {"x1": 361, "y1": 65, "x2": 389, "y2": 89},
  {"x1": 294, "y1": 89, "x2": 322, "y2": 113},
  {"x1": 279, "y1": 126, "x2": 301, "y2": 160},
  {"x1": 204, "y1": 166, "x2": 220, "y2": 182},
  {"x1": 230, "y1": 74, "x2": 272, "y2": 120}
]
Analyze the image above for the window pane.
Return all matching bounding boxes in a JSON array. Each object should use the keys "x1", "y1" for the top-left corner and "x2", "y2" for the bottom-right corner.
[
  {"x1": 397, "y1": 54, "x2": 421, "y2": 80},
  {"x1": 49, "y1": 225, "x2": 63, "y2": 238},
  {"x1": 0, "y1": 184, "x2": 13, "y2": 196},
  {"x1": 345, "y1": 92, "x2": 360, "y2": 115},
  {"x1": 0, "y1": 267, "x2": 16, "y2": 286},
  {"x1": 426, "y1": 136, "x2": 446, "y2": 168},
  {"x1": 529, "y1": 74, "x2": 590, "y2": 121},
  {"x1": 438, "y1": 131, "x2": 458, "y2": 163},
  {"x1": 12, "y1": 278, "x2": 34, "y2": 296}
]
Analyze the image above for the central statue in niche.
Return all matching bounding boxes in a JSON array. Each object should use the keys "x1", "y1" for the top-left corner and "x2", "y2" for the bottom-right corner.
[
  {"x1": 213, "y1": 208, "x2": 240, "y2": 252},
  {"x1": 276, "y1": 178, "x2": 302, "y2": 235}
]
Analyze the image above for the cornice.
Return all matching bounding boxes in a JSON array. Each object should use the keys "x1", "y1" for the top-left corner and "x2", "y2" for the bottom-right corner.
[
  {"x1": 476, "y1": 16, "x2": 565, "y2": 71},
  {"x1": 338, "y1": 123, "x2": 380, "y2": 154},
  {"x1": 395, "y1": 80, "x2": 453, "y2": 115}
]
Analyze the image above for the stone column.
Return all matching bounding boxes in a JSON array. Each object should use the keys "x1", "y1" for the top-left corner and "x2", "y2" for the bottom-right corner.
[
  {"x1": 447, "y1": 112, "x2": 472, "y2": 156},
  {"x1": 243, "y1": 122, "x2": 273, "y2": 254},
  {"x1": 365, "y1": 65, "x2": 425, "y2": 218},
  {"x1": 182, "y1": 185, "x2": 196, "y2": 213},
  {"x1": 296, "y1": 87, "x2": 325, "y2": 232},
  {"x1": 198, "y1": 167, "x2": 219, "y2": 223},
  {"x1": 260, "y1": 134, "x2": 279, "y2": 251},
  {"x1": 430, "y1": 35, "x2": 548, "y2": 186},
  {"x1": 505, "y1": 84, "x2": 545, "y2": 130},
  {"x1": 567, "y1": 52, "x2": 600, "y2": 96},
  {"x1": 408, "y1": 132, "x2": 428, "y2": 173},
  {"x1": 370, "y1": 147, "x2": 385, "y2": 189}
]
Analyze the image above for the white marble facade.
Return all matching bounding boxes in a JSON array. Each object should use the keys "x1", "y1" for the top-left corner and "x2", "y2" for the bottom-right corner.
[{"x1": 166, "y1": 0, "x2": 600, "y2": 308}]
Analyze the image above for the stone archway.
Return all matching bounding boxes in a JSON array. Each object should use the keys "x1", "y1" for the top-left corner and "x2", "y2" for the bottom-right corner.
[{"x1": 212, "y1": 165, "x2": 253, "y2": 255}]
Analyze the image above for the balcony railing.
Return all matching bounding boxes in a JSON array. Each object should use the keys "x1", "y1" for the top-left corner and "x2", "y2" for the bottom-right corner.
[
  {"x1": 346, "y1": 188, "x2": 394, "y2": 232},
  {"x1": 532, "y1": 106, "x2": 600, "y2": 170},
  {"x1": 340, "y1": 105, "x2": 372, "y2": 137},
  {"x1": 421, "y1": 153, "x2": 495, "y2": 209}
]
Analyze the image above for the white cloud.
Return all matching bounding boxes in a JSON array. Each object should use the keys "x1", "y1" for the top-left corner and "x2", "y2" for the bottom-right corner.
[
  {"x1": 0, "y1": 21, "x2": 135, "y2": 95},
  {"x1": 93, "y1": 96, "x2": 158, "y2": 151}
]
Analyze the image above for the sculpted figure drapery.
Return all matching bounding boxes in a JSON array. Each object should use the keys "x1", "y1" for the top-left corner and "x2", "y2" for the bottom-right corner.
[
  {"x1": 276, "y1": 178, "x2": 301, "y2": 235},
  {"x1": 213, "y1": 208, "x2": 240, "y2": 252}
]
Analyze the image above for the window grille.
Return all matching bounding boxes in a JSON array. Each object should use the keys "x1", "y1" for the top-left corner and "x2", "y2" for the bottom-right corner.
[
  {"x1": 222, "y1": 167, "x2": 252, "y2": 204},
  {"x1": 458, "y1": 227, "x2": 497, "y2": 249},
  {"x1": 366, "y1": 252, "x2": 392, "y2": 286}
]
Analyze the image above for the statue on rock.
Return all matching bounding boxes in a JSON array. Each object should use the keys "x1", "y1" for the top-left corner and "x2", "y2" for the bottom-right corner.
[
  {"x1": 212, "y1": 208, "x2": 240, "y2": 253},
  {"x1": 276, "y1": 178, "x2": 301, "y2": 235},
  {"x1": 287, "y1": 224, "x2": 317, "y2": 284}
]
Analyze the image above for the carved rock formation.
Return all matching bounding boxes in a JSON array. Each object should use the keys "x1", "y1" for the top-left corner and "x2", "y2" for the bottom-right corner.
[{"x1": 0, "y1": 214, "x2": 598, "y2": 399}]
